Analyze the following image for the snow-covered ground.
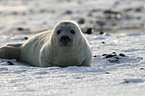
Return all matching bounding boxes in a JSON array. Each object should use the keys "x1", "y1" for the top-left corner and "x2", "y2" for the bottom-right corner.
[
  {"x1": 0, "y1": 0, "x2": 145, "y2": 96},
  {"x1": 1, "y1": 33, "x2": 145, "y2": 96}
]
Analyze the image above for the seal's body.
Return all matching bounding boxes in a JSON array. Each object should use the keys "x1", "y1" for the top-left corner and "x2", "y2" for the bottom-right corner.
[{"x1": 0, "y1": 20, "x2": 92, "y2": 67}]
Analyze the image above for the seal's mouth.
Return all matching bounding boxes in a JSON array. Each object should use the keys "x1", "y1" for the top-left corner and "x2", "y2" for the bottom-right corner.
[{"x1": 59, "y1": 35, "x2": 73, "y2": 46}]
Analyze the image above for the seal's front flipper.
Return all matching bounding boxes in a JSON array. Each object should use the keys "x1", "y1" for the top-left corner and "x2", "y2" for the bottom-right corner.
[{"x1": 6, "y1": 43, "x2": 23, "y2": 47}]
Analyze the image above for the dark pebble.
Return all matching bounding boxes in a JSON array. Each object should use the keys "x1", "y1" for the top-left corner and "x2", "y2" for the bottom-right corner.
[
  {"x1": 24, "y1": 37, "x2": 28, "y2": 40},
  {"x1": 135, "y1": 7, "x2": 142, "y2": 12},
  {"x1": 96, "y1": 21, "x2": 106, "y2": 26},
  {"x1": 85, "y1": 28, "x2": 93, "y2": 34},
  {"x1": 101, "y1": 41, "x2": 105, "y2": 44},
  {"x1": 121, "y1": 80, "x2": 129, "y2": 84},
  {"x1": 65, "y1": 10, "x2": 72, "y2": 14},
  {"x1": 91, "y1": 9, "x2": 98, "y2": 12},
  {"x1": 104, "y1": 10, "x2": 113, "y2": 14},
  {"x1": 7, "y1": 61, "x2": 14, "y2": 65},
  {"x1": 99, "y1": 31, "x2": 104, "y2": 35},
  {"x1": 104, "y1": 10, "x2": 120, "y2": 14},
  {"x1": 105, "y1": 72, "x2": 110, "y2": 74},
  {"x1": 115, "y1": 59, "x2": 119, "y2": 62},
  {"x1": 112, "y1": 52, "x2": 117, "y2": 56},
  {"x1": 17, "y1": 27, "x2": 24, "y2": 31},
  {"x1": 12, "y1": 11, "x2": 18, "y2": 15},
  {"x1": 40, "y1": 9, "x2": 46, "y2": 13},
  {"x1": 140, "y1": 68, "x2": 144, "y2": 70},
  {"x1": 102, "y1": 54, "x2": 107, "y2": 56},
  {"x1": 93, "y1": 55, "x2": 97, "y2": 57},
  {"x1": 106, "y1": 54, "x2": 116, "y2": 58},
  {"x1": 137, "y1": 17, "x2": 141, "y2": 20},
  {"x1": 124, "y1": 8, "x2": 132, "y2": 12},
  {"x1": 119, "y1": 53, "x2": 126, "y2": 57},
  {"x1": 62, "y1": 82, "x2": 66, "y2": 84},
  {"x1": 114, "y1": 57, "x2": 120, "y2": 59},
  {"x1": 112, "y1": 52, "x2": 116, "y2": 54},
  {"x1": 78, "y1": 18, "x2": 85, "y2": 24}
]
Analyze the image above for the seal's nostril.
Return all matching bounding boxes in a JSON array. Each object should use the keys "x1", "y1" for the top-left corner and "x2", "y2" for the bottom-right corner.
[{"x1": 60, "y1": 35, "x2": 70, "y2": 41}]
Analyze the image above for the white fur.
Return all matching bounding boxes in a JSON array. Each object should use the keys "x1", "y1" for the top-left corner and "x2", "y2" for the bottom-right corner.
[{"x1": 20, "y1": 20, "x2": 92, "y2": 67}]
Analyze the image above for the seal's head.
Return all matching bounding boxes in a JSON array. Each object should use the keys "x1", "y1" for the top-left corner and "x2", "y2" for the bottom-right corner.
[{"x1": 52, "y1": 20, "x2": 82, "y2": 47}]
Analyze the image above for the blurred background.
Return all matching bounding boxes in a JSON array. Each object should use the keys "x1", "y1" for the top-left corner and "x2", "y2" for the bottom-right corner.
[{"x1": 0, "y1": 0, "x2": 144, "y2": 36}]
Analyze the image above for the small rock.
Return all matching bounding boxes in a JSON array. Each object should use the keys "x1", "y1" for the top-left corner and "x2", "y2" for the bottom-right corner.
[
  {"x1": 121, "y1": 80, "x2": 130, "y2": 84},
  {"x1": 106, "y1": 15, "x2": 112, "y2": 19},
  {"x1": 137, "y1": 17, "x2": 141, "y2": 20},
  {"x1": 124, "y1": 8, "x2": 132, "y2": 12},
  {"x1": 96, "y1": 21, "x2": 106, "y2": 26},
  {"x1": 62, "y1": 82, "x2": 66, "y2": 84},
  {"x1": 102, "y1": 54, "x2": 107, "y2": 56},
  {"x1": 91, "y1": 9, "x2": 98, "y2": 12},
  {"x1": 106, "y1": 54, "x2": 116, "y2": 58},
  {"x1": 7, "y1": 61, "x2": 14, "y2": 65},
  {"x1": 112, "y1": 52, "x2": 117, "y2": 56},
  {"x1": 93, "y1": 55, "x2": 97, "y2": 57},
  {"x1": 101, "y1": 41, "x2": 105, "y2": 44},
  {"x1": 140, "y1": 68, "x2": 144, "y2": 70},
  {"x1": 114, "y1": 56, "x2": 120, "y2": 59},
  {"x1": 40, "y1": 9, "x2": 47, "y2": 13},
  {"x1": 112, "y1": 52, "x2": 116, "y2": 54},
  {"x1": 99, "y1": 31, "x2": 104, "y2": 35},
  {"x1": 12, "y1": 11, "x2": 18, "y2": 15},
  {"x1": 17, "y1": 27, "x2": 30, "y2": 31},
  {"x1": 119, "y1": 53, "x2": 126, "y2": 57},
  {"x1": 85, "y1": 28, "x2": 93, "y2": 34},
  {"x1": 135, "y1": 7, "x2": 142, "y2": 12},
  {"x1": 65, "y1": 10, "x2": 72, "y2": 14},
  {"x1": 122, "y1": 79, "x2": 144, "y2": 84},
  {"x1": 105, "y1": 72, "x2": 110, "y2": 74},
  {"x1": 24, "y1": 37, "x2": 28, "y2": 40},
  {"x1": 17, "y1": 27, "x2": 24, "y2": 31},
  {"x1": 104, "y1": 10, "x2": 113, "y2": 14},
  {"x1": 78, "y1": 18, "x2": 85, "y2": 24}
]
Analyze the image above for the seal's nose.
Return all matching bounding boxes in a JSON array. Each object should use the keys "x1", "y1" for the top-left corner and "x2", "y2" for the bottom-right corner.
[{"x1": 60, "y1": 35, "x2": 71, "y2": 41}]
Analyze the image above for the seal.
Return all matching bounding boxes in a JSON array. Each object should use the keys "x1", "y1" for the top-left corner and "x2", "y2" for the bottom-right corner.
[{"x1": 0, "y1": 20, "x2": 92, "y2": 67}]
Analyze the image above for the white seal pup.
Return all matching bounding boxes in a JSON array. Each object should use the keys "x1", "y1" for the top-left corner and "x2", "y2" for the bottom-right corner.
[{"x1": 0, "y1": 20, "x2": 92, "y2": 67}]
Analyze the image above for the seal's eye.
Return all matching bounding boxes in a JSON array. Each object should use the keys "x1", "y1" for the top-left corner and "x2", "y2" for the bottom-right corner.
[
  {"x1": 71, "y1": 30, "x2": 75, "y2": 34},
  {"x1": 57, "y1": 30, "x2": 61, "y2": 34}
]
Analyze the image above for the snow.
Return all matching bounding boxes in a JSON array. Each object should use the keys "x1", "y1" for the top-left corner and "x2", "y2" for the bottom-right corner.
[
  {"x1": 0, "y1": 0, "x2": 145, "y2": 96},
  {"x1": 1, "y1": 33, "x2": 145, "y2": 96}
]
